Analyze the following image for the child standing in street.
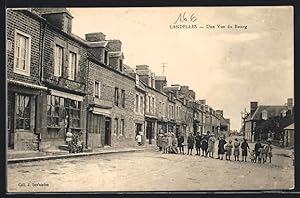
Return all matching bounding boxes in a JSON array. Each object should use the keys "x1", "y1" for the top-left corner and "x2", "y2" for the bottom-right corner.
[
  {"x1": 135, "y1": 133, "x2": 142, "y2": 146},
  {"x1": 162, "y1": 134, "x2": 168, "y2": 154},
  {"x1": 233, "y1": 138, "x2": 240, "y2": 161},
  {"x1": 187, "y1": 132, "x2": 195, "y2": 155},
  {"x1": 225, "y1": 140, "x2": 233, "y2": 160},
  {"x1": 250, "y1": 150, "x2": 255, "y2": 163},
  {"x1": 201, "y1": 136, "x2": 208, "y2": 157}
]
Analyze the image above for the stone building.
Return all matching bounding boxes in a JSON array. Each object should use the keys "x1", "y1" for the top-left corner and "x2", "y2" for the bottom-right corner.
[
  {"x1": 7, "y1": 9, "x2": 48, "y2": 150},
  {"x1": 244, "y1": 99, "x2": 294, "y2": 142},
  {"x1": 34, "y1": 8, "x2": 89, "y2": 151},
  {"x1": 85, "y1": 32, "x2": 136, "y2": 148}
]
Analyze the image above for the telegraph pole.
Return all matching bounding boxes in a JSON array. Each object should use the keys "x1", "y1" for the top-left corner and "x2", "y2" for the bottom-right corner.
[{"x1": 161, "y1": 63, "x2": 167, "y2": 75}]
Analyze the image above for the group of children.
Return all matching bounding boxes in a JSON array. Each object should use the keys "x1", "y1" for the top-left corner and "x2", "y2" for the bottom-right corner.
[
  {"x1": 157, "y1": 132, "x2": 273, "y2": 164},
  {"x1": 250, "y1": 140, "x2": 273, "y2": 163}
]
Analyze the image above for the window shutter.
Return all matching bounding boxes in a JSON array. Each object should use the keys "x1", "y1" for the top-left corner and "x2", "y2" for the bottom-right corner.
[
  {"x1": 53, "y1": 45, "x2": 57, "y2": 76},
  {"x1": 146, "y1": 95, "x2": 149, "y2": 113},
  {"x1": 76, "y1": 54, "x2": 81, "y2": 80}
]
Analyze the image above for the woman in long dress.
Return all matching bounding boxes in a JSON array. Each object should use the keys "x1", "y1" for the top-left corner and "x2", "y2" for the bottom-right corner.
[
  {"x1": 208, "y1": 134, "x2": 216, "y2": 158},
  {"x1": 217, "y1": 136, "x2": 227, "y2": 160}
]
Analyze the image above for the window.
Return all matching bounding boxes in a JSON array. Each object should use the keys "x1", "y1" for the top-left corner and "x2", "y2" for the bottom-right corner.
[
  {"x1": 47, "y1": 95, "x2": 62, "y2": 127},
  {"x1": 47, "y1": 96, "x2": 81, "y2": 128},
  {"x1": 159, "y1": 101, "x2": 162, "y2": 115},
  {"x1": 262, "y1": 110, "x2": 268, "y2": 120},
  {"x1": 119, "y1": 59, "x2": 123, "y2": 72},
  {"x1": 114, "y1": 118, "x2": 119, "y2": 135},
  {"x1": 14, "y1": 30, "x2": 31, "y2": 76},
  {"x1": 282, "y1": 110, "x2": 287, "y2": 117},
  {"x1": 148, "y1": 96, "x2": 151, "y2": 113},
  {"x1": 114, "y1": 87, "x2": 119, "y2": 106},
  {"x1": 65, "y1": 99, "x2": 81, "y2": 128},
  {"x1": 120, "y1": 119, "x2": 125, "y2": 136},
  {"x1": 54, "y1": 45, "x2": 63, "y2": 76},
  {"x1": 140, "y1": 96, "x2": 144, "y2": 114},
  {"x1": 94, "y1": 81, "x2": 100, "y2": 98},
  {"x1": 104, "y1": 50, "x2": 109, "y2": 65},
  {"x1": 135, "y1": 94, "x2": 139, "y2": 113},
  {"x1": 152, "y1": 97, "x2": 155, "y2": 114},
  {"x1": 64, "y1": 16, "x2": 72, "y2": 34},
  {"x1": 16, "y1": 94, "x2": 31, "y2": 130},
  {"x1": 121, "y1": 89, "x2": 125, "y2": 108},
  {"x1": 68, "y1": 51, "x2": 77, "y2": 80}
]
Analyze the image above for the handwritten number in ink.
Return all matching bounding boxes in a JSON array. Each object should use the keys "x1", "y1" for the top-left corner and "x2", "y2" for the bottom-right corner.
[{"x1": 174, "y1": 12, "x2": 197, "y2": 24}]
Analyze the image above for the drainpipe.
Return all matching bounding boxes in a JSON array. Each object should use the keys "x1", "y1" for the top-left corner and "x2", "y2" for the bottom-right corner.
[
  {"x1": 35, "y1": 20, "x2": 47, "y2": 151},
  {"x1": 85, "y1": 60, "x2": 90, "y2": 149}
]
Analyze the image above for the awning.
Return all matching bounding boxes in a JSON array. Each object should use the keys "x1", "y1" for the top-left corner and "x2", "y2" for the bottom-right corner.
[
  {"x1": 8, "y1": 79, "x2": 48, "y2": 90},
  {"x1": 50, "y1": 89, "x2": 83, "y2": 101},
  {"x1": 91, "y1": 106, "x2": 111, "y2": 117}
]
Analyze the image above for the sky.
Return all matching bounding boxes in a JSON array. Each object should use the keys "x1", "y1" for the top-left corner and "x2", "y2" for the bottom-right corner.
[{"x1": 69, "y1": 6, "x2": 294, "y2": 130}]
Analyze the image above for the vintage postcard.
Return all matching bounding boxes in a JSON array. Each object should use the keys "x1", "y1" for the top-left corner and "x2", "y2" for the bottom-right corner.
[{"x1": 6, "y1": 6, "x2": 294, "y2": 192}]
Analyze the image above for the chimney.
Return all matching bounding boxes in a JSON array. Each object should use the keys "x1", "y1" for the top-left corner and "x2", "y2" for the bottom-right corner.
[
  {"x1": 287, "y1": 98, "x2": 293, "y2": 111},
  {"x1": 216, "y1": 110, "x2": 223, "y2": 117},
  {"x1": 199, "y1": 100, "x2": 206, "y2": 105},
  {"x1": 250, "y1": 102, "x2": 258, "y2": 114},
  {"x1": 136, "y1": 65, "x2": 151, "y2": 86},
  {"x1": 32, "y1": 8, "x2": 73, "y2": 34},
  {"x1": 85, "y1": 32, "x2": 106, "y2": 42},
  {"x1": 85, "y1": 32, "x2": 109, "y2": 65},
  {"x1": 155, "y1": 76, "x2": 167, "y2": 92},
  {"x1": 188, "y1": 90, "x2": 196, "y2": 100}
]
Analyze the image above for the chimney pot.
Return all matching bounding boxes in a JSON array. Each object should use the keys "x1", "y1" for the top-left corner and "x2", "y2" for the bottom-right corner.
[{"x1": 85, "y1": 32, "x2": 106, "y2": 42}]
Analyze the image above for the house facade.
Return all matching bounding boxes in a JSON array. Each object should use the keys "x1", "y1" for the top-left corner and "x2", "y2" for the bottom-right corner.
[
  {"x1": 244, "y1": 99, "x2": 294, "y2": 142},
  {"x1": 85, "y1": 32, "x2": 136, "y2": 148},
  {"x1": 7, "y1": 9, "x2": 48, "y2": 150}
]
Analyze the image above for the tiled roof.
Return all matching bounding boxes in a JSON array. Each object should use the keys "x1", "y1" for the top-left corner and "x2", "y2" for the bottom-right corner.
[{"x1": 248, "y1": 105, "x2": 288, "y2": 121}]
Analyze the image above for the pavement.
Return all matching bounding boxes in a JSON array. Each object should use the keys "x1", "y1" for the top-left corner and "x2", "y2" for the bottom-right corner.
[
  {"x1": 7, "y1": 145, "x2": 157, "y2": 164},
  {"x1": 7, "y1": 136, "x2": 294, "y2": 164}
]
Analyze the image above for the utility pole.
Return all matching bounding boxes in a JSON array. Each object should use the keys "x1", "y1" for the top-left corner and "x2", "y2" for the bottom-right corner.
[{"x1": 161, "y1": 63, "x2": 167, "y2": 76}]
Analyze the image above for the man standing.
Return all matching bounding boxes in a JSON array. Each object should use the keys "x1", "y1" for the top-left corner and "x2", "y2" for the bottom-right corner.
[
  {"x1": 241, "y1": 138, "x2": 250, "y2": 162},
  {"x1": 177, "y1": 132, "x2": 185, "y2": 154}
]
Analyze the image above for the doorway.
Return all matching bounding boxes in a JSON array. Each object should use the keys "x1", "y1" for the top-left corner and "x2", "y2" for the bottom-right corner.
[
  {"x1": 104, "y1": 118, "x2": 111, "y2": 146},
  {"x1": 146, "y1": 121, "x2": 153, "y2": 144}
]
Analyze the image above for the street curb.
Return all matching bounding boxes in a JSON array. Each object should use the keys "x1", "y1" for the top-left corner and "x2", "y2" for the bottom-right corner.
[{"x1": 8, "y1": 147, "x2": 157, "y2": 164}]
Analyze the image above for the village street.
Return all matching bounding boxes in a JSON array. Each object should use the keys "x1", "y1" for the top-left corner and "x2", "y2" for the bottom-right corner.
[{"x1": 7, "y1": 140, "x2": 294, "y2": 192}]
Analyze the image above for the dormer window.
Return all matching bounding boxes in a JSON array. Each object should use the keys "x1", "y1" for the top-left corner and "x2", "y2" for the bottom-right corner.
[
  {"x1": 262, "y1": 110, "x2": 268, "y2": 120},
  {"x1": 281, "y1": 110, "x2": 287, "y2": 117},
  {"x1": 64, "y1": 16, "x2": 72, "y2": 34},
  {"x1": 104, "y1": 50, "x2": 109, "y2": 65}
]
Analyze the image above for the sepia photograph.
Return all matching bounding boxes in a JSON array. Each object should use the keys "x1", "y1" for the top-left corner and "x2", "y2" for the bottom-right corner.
[{"x1": 6, "y1": 6, "x2": 294, "y2": 192}]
